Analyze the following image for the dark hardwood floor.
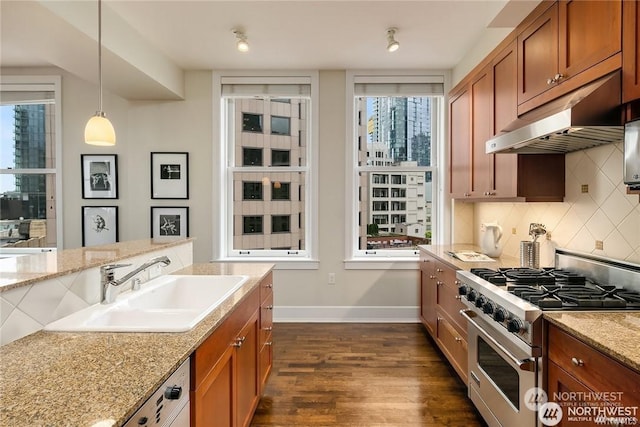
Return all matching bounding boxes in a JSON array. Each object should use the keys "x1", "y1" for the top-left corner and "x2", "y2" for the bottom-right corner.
[{"x1": 251, "y1": 323, "x2": 486, "y2": 426}]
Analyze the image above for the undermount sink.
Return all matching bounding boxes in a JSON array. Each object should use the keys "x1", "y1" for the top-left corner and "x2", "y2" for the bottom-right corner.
[{"x1": 44, "y1": 274, "x2": 249, "y2": 332}]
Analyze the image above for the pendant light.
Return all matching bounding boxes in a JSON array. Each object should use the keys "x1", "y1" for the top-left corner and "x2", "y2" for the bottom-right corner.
[{"x1": 85, "y1": 0, "x2": 116, "y2": 146}]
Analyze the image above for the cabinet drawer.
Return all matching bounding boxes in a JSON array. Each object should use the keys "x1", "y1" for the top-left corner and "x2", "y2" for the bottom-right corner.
[
  {"x1": 259, "y1": 337, "x2": 273, "y2": 390},
  {"x1": 260, "y1": 272, "x2": 273, "y2": 304},
  {"x1": 436, "y1": 311, "x2": 468, "y2": 383},
  {"x1": 260, "y1": 292, "x2": 274, "y2": 345},
  {"x1": 547, "y1": 325, "x2": 640, "y2": 403},
  {"x1": 436, "y1": 278, "x2": 467, "y2": 336}
]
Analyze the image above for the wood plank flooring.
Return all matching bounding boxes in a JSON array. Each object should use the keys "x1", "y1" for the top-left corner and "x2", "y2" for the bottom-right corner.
[{"x1": 251, "y1": 323, "x2": 486, "y2": 426}]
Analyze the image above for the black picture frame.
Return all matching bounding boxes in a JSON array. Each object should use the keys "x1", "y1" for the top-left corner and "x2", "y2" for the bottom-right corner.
[
  {"x1": 81, "y1": 154, "x2": 118, "y2": 199},
  {"x1": 151, "y1": 152, "x2": 189, "y2": 199},
  {"x1": 150, "y1": 206, "x2": 189, "y2": 239},
  {"x1": 82, "y1": 206, "x2": 118, "y2": 246}
]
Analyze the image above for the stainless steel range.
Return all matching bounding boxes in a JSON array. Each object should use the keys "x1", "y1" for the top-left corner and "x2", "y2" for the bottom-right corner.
[{"x1": 456, "y1": 248, "x2": 640, "y2": 427}]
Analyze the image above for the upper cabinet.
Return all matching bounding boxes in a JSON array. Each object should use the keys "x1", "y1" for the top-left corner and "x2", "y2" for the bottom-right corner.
[
  {"x1": 517, "y1": 0, "x2": 622, "y2": 114},
  {"x1": 623, "y1": 0, "x2": 640, "y2": 103}
]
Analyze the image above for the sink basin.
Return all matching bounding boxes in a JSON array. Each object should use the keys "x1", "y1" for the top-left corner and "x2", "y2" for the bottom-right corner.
[{"x1": 44, "y1": 275, "x2": 249, "y2": 332}]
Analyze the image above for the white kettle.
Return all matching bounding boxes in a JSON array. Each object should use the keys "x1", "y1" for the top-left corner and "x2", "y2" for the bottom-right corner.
[{"x1": 480, "y1": 222, "x2": 503, "y2": 257}]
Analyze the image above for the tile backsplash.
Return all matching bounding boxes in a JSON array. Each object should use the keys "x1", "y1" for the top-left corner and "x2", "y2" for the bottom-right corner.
[
  {"x1": 455, "y1": 142, "x2": 640, "y2": 266},
  {"x1": 0, "y1": 242, "x2": 193, "y2": 345}
]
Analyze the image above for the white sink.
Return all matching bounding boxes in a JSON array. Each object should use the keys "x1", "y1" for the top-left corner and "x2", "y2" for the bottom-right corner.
[{"x1": 44, "y1": 275, "x2": 249, "y2": 332}]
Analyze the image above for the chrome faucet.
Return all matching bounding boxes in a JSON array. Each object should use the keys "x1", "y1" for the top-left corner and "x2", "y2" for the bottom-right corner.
[{"x1": 100, "y1": 256, "x2": 171, "y2": 304}]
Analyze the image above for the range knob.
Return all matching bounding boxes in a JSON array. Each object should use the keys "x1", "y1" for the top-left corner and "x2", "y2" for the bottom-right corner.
[
  {"x1": 458, "y1": 285, "x2": 469, "y2": 296},
  {"x1": 493, "y1": 308, "x2": 508, "y2": 322},
  {"x1": 475, "y1": 295, "x2": 486, "y2": 308},
  {"x1": 164, "y1": 385, "x2": 182, "y2": 400},
  {"x1": 482, "y1": 301, "x2": 495, "y2": 315},
  {"x1": 507, "y1": 318, "x2": 524, "y2": 334},
  {"x1": 467, "y1": 290, "x2": 478, "y2": 302}
]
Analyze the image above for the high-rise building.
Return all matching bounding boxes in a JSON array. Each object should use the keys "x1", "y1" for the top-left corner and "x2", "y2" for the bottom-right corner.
[{"x1": 232, "y1": 98, "x2": 307, "y2": 251}]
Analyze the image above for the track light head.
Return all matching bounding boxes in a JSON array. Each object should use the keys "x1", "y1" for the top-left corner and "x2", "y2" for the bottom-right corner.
[
  {"x1": 386, "y1": 27, "x2": 399, "y2": 53},
  {"x1": 233, "y1": 29, "x2": 249, "y2": 52}
]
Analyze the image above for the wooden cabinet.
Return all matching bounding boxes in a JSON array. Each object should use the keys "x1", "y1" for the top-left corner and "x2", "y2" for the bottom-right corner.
[
  {"x1": 518, "y1": 0, "x2": 622, "y2": 114},
  {"x1": 449, "y1": 38, "x2": 566, "y2": 202},
  {"x1": 419, "y1": 249, "x2": 468, "y2": 383},
  {"x1": 546, "y1": 323, "x2": 640, "y2": 426},
  {"x1": 623, "y1": 0, "x2": 640, "y2": 103},
  {"x1": 258, "y1": 272, "x2": 274, "y2": 392},
  {"x1": 191, "y1": 284, "x2": 265, "y2": 427}
]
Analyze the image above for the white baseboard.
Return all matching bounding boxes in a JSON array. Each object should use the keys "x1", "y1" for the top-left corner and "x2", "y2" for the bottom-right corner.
[{"x1": 273, "y1": 306, "x2": 420, "y2": 323}]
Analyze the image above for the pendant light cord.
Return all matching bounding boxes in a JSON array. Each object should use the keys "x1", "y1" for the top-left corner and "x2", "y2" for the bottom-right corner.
[{"x1": 98, "y1": 0, "x2": 103, "y2": 113}]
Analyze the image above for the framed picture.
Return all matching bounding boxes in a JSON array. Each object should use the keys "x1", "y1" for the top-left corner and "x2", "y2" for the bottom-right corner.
[
  {"x1": 151, "y1": 206, "x2": 189, "y2": 239},
  {"x1": 82, "y1": 206, "x2": 118, "y2": 247},
  {"x1": 81, "y1": 154, "x2": 118, "y2": 199},
  {"x1": 151, "y1": 152, "x2": 189, "y2": 199}
]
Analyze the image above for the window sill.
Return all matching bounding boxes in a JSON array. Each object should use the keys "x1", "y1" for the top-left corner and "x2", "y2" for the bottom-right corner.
[
  {"x1": 344, "y1": 258, "x2": 420, "y2": 270},
  {"x1": 214, "y1": 257, "x2": 319, "y2": 270}
]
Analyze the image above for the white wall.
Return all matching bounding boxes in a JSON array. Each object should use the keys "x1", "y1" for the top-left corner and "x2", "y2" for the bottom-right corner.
[{"x1": 2, "y1": 67, "x2": 421, "y2": 322}]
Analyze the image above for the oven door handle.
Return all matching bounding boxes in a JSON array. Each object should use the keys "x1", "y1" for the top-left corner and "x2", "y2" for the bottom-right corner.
[{"x1": 460, "y1": 309, "x2": 536, "y2": 372}]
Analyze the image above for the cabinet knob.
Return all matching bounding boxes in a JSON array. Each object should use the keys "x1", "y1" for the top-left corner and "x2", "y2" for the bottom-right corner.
[
  {"x1": 265, "y1": 283, "x2": 273, "y2": 289},
  {"x1": 547, "y1": 73, "x2": 565, "y2": 85},
  {"x1": 265, "y1": 341, "x2": 273, "y2": 346},
  {"x1": 437, "y1": 317, "x2": 443, "y2": 322},
  {"x1": 436, "y1": 281, "x2": 444, "y2": 286},
  {"x1": 571, "y1": 357, "x2": 584, "y2": 367},
  {"x1": 264, "y1": 305, "x2": 274, "y2": 310},
  {"x1": 232, "y1": 336, "x2": 246, "y2": 348},
  {"x1": 264, "y1": 326, "x2": 273, "y2": 331},
  {"x1": 429, "y1": 275, "x2": 436, "y2": 279},
  {"x1": 436, "y1": 268, "x2": 443, "y2": 273},
  {"x1": 455, "y1": 295, "x2": 462, "y2": 300},
  {"x1": 455, "y1": 337, "x2": 462, "y2": 343}
]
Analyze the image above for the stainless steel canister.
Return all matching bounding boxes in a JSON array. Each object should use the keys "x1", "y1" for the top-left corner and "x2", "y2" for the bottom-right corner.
[{"x1": 520, "y1": 241, "x2": 540, "y2": 268}]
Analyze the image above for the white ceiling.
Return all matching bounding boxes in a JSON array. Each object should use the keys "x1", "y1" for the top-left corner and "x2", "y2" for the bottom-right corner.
[{"x1": 0, "y1": 0, "x2": 540, "y2": 99}]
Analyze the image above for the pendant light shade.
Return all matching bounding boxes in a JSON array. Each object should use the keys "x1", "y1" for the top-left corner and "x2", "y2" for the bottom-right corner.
[
  {"x1": 85, "y1": 113, "x2": 116, "y2": 146},
  {"x1": 85, "y1": 0, "x2": 116, "y2": 146}
]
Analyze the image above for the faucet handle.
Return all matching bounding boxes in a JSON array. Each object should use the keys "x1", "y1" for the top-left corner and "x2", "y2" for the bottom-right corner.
[{"x1": 100, "y1": 263, "x2": 132, "y2": 272}]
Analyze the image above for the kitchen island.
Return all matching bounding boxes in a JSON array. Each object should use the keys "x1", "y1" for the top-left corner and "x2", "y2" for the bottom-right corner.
[{"x1": 0, "y1": 262, "x2": 274, "y2": 427}]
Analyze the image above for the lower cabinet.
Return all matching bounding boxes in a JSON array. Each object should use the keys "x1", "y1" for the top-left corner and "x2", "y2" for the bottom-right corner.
[
  {"x1": 259, "y1": 272, "x2": 274, "y2": 391},
  {"x1": 546, "y1": 323, "x2": 640, "y2": 427},
  {"x1": 419, "y1": 249, "x2": 468, "y2": 383},
  {"x1": 191, "y1": 276, "x2": 273, "y2": 427}
]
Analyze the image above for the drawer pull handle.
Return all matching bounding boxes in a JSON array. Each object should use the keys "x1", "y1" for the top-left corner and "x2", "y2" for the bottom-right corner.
[
  {"x1": 455, "y1": 295, "x2": 462, "y2": 300},
  {"x1": 437, "y1": 317, "x2": 443, "y2": 322},
  {"x1": 265, "y1": 283, "x2": 273, "y2": 288},
  {"x1": 571, "y1": 357, "x2": 584, "y2": 367},
  {"x1": 455, "y1": 337, "x2": 462, "y2": 343},
  {"x1": 265, "y1": 341, "x2": 273, "y2": 346},
  {"x1": 232, "y1": 336, "x2": 246, "y2": 348},
  {"x1": 436, "y1": 268, "x2": 444, "y2": 273},
  {"x1": 264, "y1": 326, "x2": 273, "y2": 331}
]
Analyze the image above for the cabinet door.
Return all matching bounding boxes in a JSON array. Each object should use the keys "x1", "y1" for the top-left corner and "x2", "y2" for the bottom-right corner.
[
  {"x1": 471, "y1": 69, "x2": 494, "y2": 197},
  {"x1": 192, "y1": 346, "x2": 234, "y2": 427},
  {"x1": 436, "y1": 311, "x2": 468, "y2": 384},
  {"x1": 559, "y1": 0, "x2": 622, "y2": 80},
  {"x1": 235, "y1": 312, "x2": 260, "y2": 427},
  {"x1": 449, "y1": 89, "x2": 471, "y2": 197},
  {"x1": 546, "y1": 361, "x2": 594, "y2": 427},
  {"x1": 419, "y1": 254, "x2": 436, "y2": 337},
  {"x1": 623, "y1": 0, "x2": 640, "y2": 103},
  {"x1": 518, "y1": 2, "x2": 559, "y2": 105}
]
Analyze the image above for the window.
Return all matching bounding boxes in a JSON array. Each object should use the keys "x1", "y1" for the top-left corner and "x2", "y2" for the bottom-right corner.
[
  {"x1": 271, "y1": 116, "x2": 290, "y2": 135},
  {"x1": 242, "y1": 113, "x2": 263, "y2": 132},
  {"x1": 243, "y1": 182, "x2": 262, "y2": 200},
  {"x1": 271, "y1": 182, "x2": 290, "y2": 200},
  {"x1": 271, "y1": 215, "x2": 290, "y2": 233},
  {"x1": 271, "y1": 149, "x2": 290, "y2": 166},
  {"x1": 347, "y1": 73, "x2": 443, "y2": 261},
  {"x1": 243, "y1": 216, "x2": 263, "y2": 234},
  {"x1": 218, "y1": 73, "x2": 317, "y2": 263},
  {"x1": 242, "y1": 148, "x2": 263, "y2": 166},
  {"x1": 0, "y1": 76, "x2": 61, "y2": 248}
]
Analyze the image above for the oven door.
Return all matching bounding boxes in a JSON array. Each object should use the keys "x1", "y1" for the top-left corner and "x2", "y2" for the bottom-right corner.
[{"x1": 461, "y1": 310, "x2": 539, "y2": 427}]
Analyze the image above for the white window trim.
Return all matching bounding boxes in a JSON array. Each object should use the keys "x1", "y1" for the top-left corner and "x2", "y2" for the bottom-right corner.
[
  {"x1": 0, "y1": 75, "x2": 63, "y2": 249},
  {"x1": 344, "y1": 70, "x2": 448, "y2": 270},
  {"x1": 212, "y1": 71, "x2": 319, "y2": 270}
]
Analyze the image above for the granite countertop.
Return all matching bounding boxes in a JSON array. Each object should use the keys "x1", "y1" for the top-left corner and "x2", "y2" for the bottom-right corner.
[
  {"x1": 544, "y1": 312, "x2": 640, "y2": 373},
  {"x1": 0, "y1": 238, "x2": 194, "y2": 292},
  {"x1": 418, "y1": 244, "x2": 521, "y2": 270},
  {"x1": 0, "y1": 262, "x2": 274, "y2": 427}
]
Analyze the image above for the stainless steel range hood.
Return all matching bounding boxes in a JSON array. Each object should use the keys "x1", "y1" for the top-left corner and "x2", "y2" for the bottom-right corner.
[{"x1": 486, "y1": 72, "x2": 624, "y2": 154}]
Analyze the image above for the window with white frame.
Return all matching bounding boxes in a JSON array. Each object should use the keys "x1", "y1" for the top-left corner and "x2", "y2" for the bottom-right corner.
[
  {"x1": 0, "y1": 76, "x2": 62, "y2": 248},
  {"x1": 219, "y1": 76, "x2": 316, "y2": 260},
  {"x1": 348, "y1": 74, "x2": 443, "y2": 259}
]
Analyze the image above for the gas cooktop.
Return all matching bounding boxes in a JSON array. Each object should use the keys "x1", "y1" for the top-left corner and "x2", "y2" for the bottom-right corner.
[{"x1": 469, "y1": 267, "x2": 640, "y2": 310}]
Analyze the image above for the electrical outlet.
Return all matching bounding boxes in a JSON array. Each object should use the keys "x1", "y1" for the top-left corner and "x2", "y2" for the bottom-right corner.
[
  {"x1": 581, "y1": 184, "x2": 589, "y2": 193},
  {"x1": 511, "y1": 227, "x2": 517, "y2": 235},
  {"x1": 480, "y1": 223, "x2": 486, "y2": 232},
  {"x1": 328, "y1": 273, "x2": 336, "y2": 285},
  {"x1": 595, "y1": 240, "x2": 604, "y2": 250}
]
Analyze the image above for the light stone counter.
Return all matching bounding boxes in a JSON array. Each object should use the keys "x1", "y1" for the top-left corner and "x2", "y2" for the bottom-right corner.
[
  {"x1": 0, "y1": 238, "x2": 195, "y2": 292},
  {"x1": 0, "y1": 262, "x2": 274, "y2": 427},
  {"x1": 418, "y1": 244, "x2": 522, "y2": 270},
  {"x1": 544, "y1": 312, "x2": 640, "y2": 373}
]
